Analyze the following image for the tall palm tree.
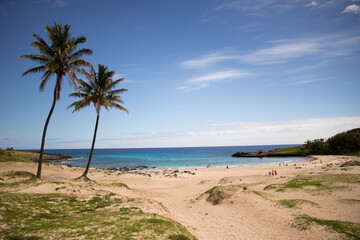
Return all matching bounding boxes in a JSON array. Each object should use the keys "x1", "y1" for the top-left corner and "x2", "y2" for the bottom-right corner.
[
  {"x1": 21, "y1": 22, "x2": 93, "y2": 178},
  {"x1": 68, "y1": 64, "x2": 128, "y2": 180}
]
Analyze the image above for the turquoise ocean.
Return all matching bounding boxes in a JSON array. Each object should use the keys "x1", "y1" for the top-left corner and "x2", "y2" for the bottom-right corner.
[{"x1": 44, "y1": 145, "x2": 307, "y2": 169}]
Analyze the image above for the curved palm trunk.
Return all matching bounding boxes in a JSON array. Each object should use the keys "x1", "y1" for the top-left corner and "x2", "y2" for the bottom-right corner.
[
  {"x1": 81, "y1": 113, "x2": 100, "y2": 178},
  {"x1": 37, "y1": 85, "x2": 57, "y2": 178}
]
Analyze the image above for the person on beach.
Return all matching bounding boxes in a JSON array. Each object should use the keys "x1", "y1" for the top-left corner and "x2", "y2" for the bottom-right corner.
[
  {"x1": 269, "y1": 171, "x2": 271, "y2": 176},
  {"x1": 272, "y1": 170, "x2": 274, "y2": 176},
  {"x1": 275, "y1": 170, "x2": 277, "y2": 176},
  {"x1": 226, "y1": 165, "x2": 229, "y2": 169}
]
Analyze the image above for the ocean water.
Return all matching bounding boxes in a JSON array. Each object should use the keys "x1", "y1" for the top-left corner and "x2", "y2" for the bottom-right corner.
[{"x1": 44, "y1": 145, "x2": 307, "y2": 169}]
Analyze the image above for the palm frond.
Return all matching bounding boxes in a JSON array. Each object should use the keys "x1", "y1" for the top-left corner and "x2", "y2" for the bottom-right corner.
[
  {"x1": 112, "y1": 102, "x2": 129, "y2": 113},
  {"x1": 67, "y1": 70, "x2": 81, "y2": 95},
  {"x1": 69, "y1": 59, "x2": 92, "y2": 69},
  {"x1": 72, "y1": 36, "x2": 87, "y2": 45},
  {"x1": 67, "y1": 96, "x2": 91, "y2": 112},
  {"x1": 39, "y1": 71, "x2": 54, "y2": 91},
  {"x1": 21, "y1": 66, "x2": 46, "y2": 77},
  {"x1": 108, "y1": 88, "x2": 128, "y2": 95},
  {"x1": 32, "y1": 34, "x2": 52, "y2": 52},
  {"x1": 21, "y1": 54, "x2": 52, "y2": 64},
  {"x1": 106, "y1": 78, "x2": 124, "y2": 90},
  {"x1": 69, "y1": 48, "x2": 93, "y2": 61}
]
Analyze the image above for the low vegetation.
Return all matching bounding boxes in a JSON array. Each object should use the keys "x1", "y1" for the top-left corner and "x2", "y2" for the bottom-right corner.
[
  {"x1": 340, "y1": 161, "x2": 360, "y2": 167},
  {"x1": 252, "y1": 190, "x2": 272, "y2": 200},
  {"x1": 276, "y1": 199, "x2": 319, "y2": 209},
  {"x1": 0, "y1": 172, "x2": 197, "y2": 240},
  {"x1": 205, "y1": 185, "x2": 245, "y2": 205},
  {"x1": 0, "y1": 149, "x2": 69, "y2": 163},
  {"x1": 0, "y1": 149, "x2": 34, "y2": 162},
  {"x1": 294, "y1": 214, "x2": 360, "y2": 239},
  {"x1": 264, "y1": 174, "x2": 360, "y2": 193}
]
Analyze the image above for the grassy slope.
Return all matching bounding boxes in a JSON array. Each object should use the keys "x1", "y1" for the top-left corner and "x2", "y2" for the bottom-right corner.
[
  {"x1": 267, "y1": 145, "x2": 307, "y2": 155},
  {"x1": 232, "y1": 145, "x2": 307, "y2": 157},
  {"x1": 0, "y1": 169, "x2": 198, "y2": 240},
  {"x1": 0, "y1": 149, "x2": 36, "y2": 162},
  {"x1": 0, "y1": 191, "x2": 197, "y2": 240},
  {"x1": 0, "y1": 149, "x2": 70, "y2": 163}
]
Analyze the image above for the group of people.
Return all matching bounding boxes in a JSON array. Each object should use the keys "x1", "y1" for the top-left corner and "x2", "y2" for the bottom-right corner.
[{"x1": 269, "y1": 170, "x2": 277, "y2": 176}]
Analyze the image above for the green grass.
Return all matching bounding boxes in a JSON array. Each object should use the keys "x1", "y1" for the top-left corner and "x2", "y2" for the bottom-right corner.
[
  {"x1": 4, "y1": 171, "x2": 36, "y2": 179},
  {"x1": 276, "y1": 199, "x2": 319, "y2": 208},
  {"x1": 0, "y1": 192, "x2": 198, "y2": 240},
  {"x1": 268, "y1": 145, "x2": 307, "y2": 155},
  {"x1": 340, "y1": 161, "x2": 360, "y2": 167},
  {"x1": 264, "y1": 174, "x2": 360, "y2": 193},
  {"x1": 252, "y1": 190, "x2": 272, "y2": 200},
  {"x1": 294, "y1": 214, "x2": 360, "y2": 239},
  {"x1": 205, "y1": 185, "x2": 245, "y2": 205},
  {"x1": 0, "y1": 149, "x2": 35, "y2": 162},
  {"x1": 340, "y1": 199, "x2": 360, "y2": 204},
  {"x1": 0, "y1": 149, "x2": 67, "y2": 163},
  {"x1": 168, "y1": 234, "x2": 192, "y2": 240}
]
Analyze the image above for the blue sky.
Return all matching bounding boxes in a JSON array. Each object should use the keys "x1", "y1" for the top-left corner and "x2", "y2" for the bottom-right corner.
[{"x1": 0, "y1": 0, "x2": 359, "y2": 149}]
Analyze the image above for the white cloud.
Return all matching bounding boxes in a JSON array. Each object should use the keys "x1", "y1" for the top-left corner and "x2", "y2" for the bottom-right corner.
[
  {"x1": 180, "y1": 53, "x2": 240, "y2": 68},
  {"x1": 215, "y1": 0, "x2": 296, "y2": 14},
  {"x1": 178, "y1": 70, "x2": 250, "y2": 91},
  {"x1": 188, "y1": 70, "x2": 249, "y2": 83},
  {"x1": 180, "y1": 35, "x2": 360, "y2": 68},
  {"x1": 304, "y1": 1, "x2": 318, "y2": 8},
  {"x1": 342, "y1": 4, "x2": 360, "y2": 14},
  {"x1": 55, "y1": 0, "x2": 67, "y2": 7},
  {"x1": 86, "y1": 116, "x2": 360, "y2": 148},
  {"x1": 113, "y1": 74, "x2": 125, "y2": 79},
  {"x1": 241, "y1": 40, "x2": 322, "y2": 64}
]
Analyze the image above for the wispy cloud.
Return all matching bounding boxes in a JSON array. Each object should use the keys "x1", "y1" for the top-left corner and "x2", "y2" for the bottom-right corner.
[
  {"x1": 215, "y1": 0, "x2": 297, "y2": 14},
  {"x1": 178, "y1": 70, "x2": 250, "y2": 91},
  {"x1": 55, "y1": 0, "x2": 67, "y2": 7},
  {"x1": 289, "y1": 78, "x2": 323, "y2": 85},
  {"x1": 180, "y1": 53, "x2": 240, "y2": 69},
  {"x1": 113, "y1": 73, "x2": 125, "y2": 79},
  {"x1": 342, "y1": 4, "x2": 360, "y2": 14},
  {"x1": 180, "y1": 35, "x2": 360, "y2": 68},
  {"x1": 82, "y1": 116, "x2": 360, "y2": 148},
  {"x1": 242, "y1": 40, "x2": 321, "y2": 64},
  {"x1": 188, "y1": 70, "x2": 249, "y2": 83},
  {"x1": 304, "y1": 1, "x2": 319, "y2": 8}
]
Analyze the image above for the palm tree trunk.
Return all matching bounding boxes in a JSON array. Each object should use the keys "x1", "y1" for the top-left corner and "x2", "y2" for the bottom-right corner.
[
  {"x1": 82, "y1": 113, "x2": 100, "y2": 178},
  {"x1": 36, "y1": 86, "x2": 57, "y2": 178}
]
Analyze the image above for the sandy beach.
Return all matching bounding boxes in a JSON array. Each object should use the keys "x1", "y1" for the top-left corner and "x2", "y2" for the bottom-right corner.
[{"x1": 1, "y1": 155, "x2": 359, "y2": 239}]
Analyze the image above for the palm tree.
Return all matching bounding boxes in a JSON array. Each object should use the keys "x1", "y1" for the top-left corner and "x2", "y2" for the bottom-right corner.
[
  {"x1": 21, "y1": 22, "x2": 93, "y2": 178},
  {"x1": 68, "y1": 64, "x2": 128, "y2": 181}
]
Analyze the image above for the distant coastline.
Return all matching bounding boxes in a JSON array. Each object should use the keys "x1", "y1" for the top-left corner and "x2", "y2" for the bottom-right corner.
[{"x1": 19, "y1": 150, "x2": 73, "y2": 162}]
